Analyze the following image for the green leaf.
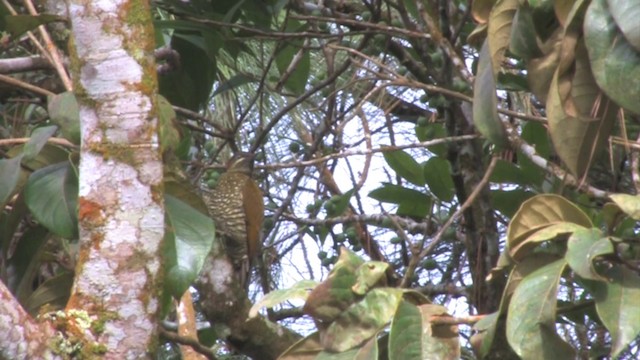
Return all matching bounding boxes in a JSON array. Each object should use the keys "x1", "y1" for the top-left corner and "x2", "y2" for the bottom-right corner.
[
  {"x1": 594, "y1": 265, "x2": 640, "y2": 358},
  {"x1": 278, "y1": 333, "x2": 323, "y2": 359},
  {"x1": 507, "y1": 194, "x2": 592, "y2": 250},
  {"x1": 509, "y1": 3, "x2": 542, "y2": 60},
  {"x1": 368, "y1": 184, "x2": 431, "y2": 218},
  {"x1": 422, "y1": 157, "x2": 454, "y2": 202},
  {"x1": 473, "y1": 39, "x2": 509, "y2": 148},
  {"x1": 23, "y1": 126, "x2": 59, "y2": 160},
  {"x1": 491, "y1": 189, "x2": 534, "y2": 219},
  {"x1": 331, "y1": 189, "x2": 355, "y2": 217},
  {"x1": 507, "y1": 259, "x2": 575, "y2": 359},
  {"x1": 584, "y1": 0, "x2": 640, "y2": 114},
  {"x1": 471, "y1": 311, "x2": 499, "y2": 358},
  {"x1": 382, "y1": 148, "x2": 425, "y2": 186},
  {"x1": 5, "y1": 14, "x2": 64, "y2": 37},
  {"x1": 566, "y1": 229, "x2": 612, "y2": 281},
  {"x1": 322, "y1": 288, "x2": 404, "y2": 352},
  {"x1": 0, "y1": 155, "x2": 24, "y2": 208},
  {"x1": 352, "y1": 261, "x2": 389, "y2": 295},
  {"x1": 249, "y1": 280, "x2": 318, "y2": 318},
  {"x1": 368, "y1": 184, "x2": 430, "y2": 204},
  {"x1": 164, "y1": 191, "x2": 216, "y2": 298},
  {"x1": 24, "y1": 162, "x2": 78, "y2": 239},
  {"x1": 275, "y1": 22, "x2": 311, "y2": 94},
  {"x1": 390, "y1": 302, "x2": 460, "y2": 360},
  {"x1": 489, "y1": 159, "x2": 526, "y2": 185},
  {"x1": 7, "y1": 225, "x2": 49, "y2": 301},
  {"x1": 487, "y1": 0, "x2": 518, "y2": 74},
  {"x1": 606, "y1": 0, "x2": 640, "y2": 52},
  {"x1": 25, "y1": 271, "x2": 74, "y2": 315},
  {"x1": 415, "y1": 123, "x2": 447, "y2": 157},
  {"x1": 608, "y1": 194, "x2": 640, "y2": 220},
  {"x1": 510, "y1": 222, "x2": 586, "y2": 260},
  {"x1": 48, "y1": 92, "x2": 80, "y2": 144},
  {"x1": 212, "y1": 73, "x2": 255, "y2": 97}
]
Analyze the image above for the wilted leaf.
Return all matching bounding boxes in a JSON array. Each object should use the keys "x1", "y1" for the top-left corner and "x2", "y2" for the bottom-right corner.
[
  {"x1": 278, "y1": 333, "x2": 323, "y2": 360},
  {"x1": 249, "y1": 280, "x2": 318, "y2": 318},
  {"x1": 322, "y1": 288, "x2": 404, "y2": 352},
  {"x1": 507, "y1": 259, "x2": 575, "y2": 359},
  {"x1": 593, "y1": 265, "x2": 640, "y2": 358},
  {"x1": 584, "y1": 0, "x2": 640, "y2": 114},
  {"x1": 487, "y1": 0, "x2": 518, "y2": 74},
  {"x1": 304, "y1": 248, "x2": 363, "y2": 323},
  {"x1": 507, "y1": 194, "x2": 592, "y2": 250},
  {"x1": 389, "y1": 301, "x2": 459, "y2": 360},
  {"x1": 472, "y1": 0, "x2": 497, "y2": 24},
  {"x1": 352, "y1": 261, "x2": 389, "y2": 295},
  {"x1": 25, "y1": 271, "x2": 74, "y2": 315},
  {"x1": 24, "y1": 162, "x2": 78, "y2": 239},
  {"x1": 510, "y1": 222, "x2": 586, "y2": 260},
  {"x1": 164, "y1": 190, "x2": 216, "y2": 298}
]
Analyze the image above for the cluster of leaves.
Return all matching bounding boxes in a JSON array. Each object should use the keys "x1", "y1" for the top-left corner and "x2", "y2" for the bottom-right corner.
[
  {"x1": 251, "y1": 248, "x2": 460, "y2": 360},
  {"x1": 474, "y1": 194, "x2": 640, "y2": 359}
]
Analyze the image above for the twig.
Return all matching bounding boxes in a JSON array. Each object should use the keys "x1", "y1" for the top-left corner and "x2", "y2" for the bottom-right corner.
[
  {"x1": 400, "y1": 156, "x2": 499, "y2": 288},
  {"x1": 159, "y1": 327, "x2": 218, "y2": 360},
  {"x1": 0, "y1": 137, "x2": 77, "y2": 149},
  {"x1": 22, "y1": 0, "x2": 72, "y2": 91},
  {"x1": 0, "y1": 74, "x2": 55, "y2": 97}
]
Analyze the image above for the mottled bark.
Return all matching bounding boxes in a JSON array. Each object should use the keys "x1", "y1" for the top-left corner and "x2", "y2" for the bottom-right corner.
[{"x1": 65, "y1": 0, "x2": 163, "y2": 358}]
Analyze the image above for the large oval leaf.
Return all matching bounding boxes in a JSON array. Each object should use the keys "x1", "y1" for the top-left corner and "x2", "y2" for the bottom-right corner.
[
  {"x1": 566, "y1": 229, "x2": 612, "y2": 281},
  {"x1": 24, "y1": 162, "x2": 78, "y2": 239},
  {"x1": 593, "y1": 265, "x2": 640, "y2": 358},
  {"x1": 382, "y1": 148, "x2": 425, "y2": 186},
  {"x1": 507, "y1": 194, "x2": 591, "y2": 250},
  {"x1": 506, "y1": 259, "x2": 575, "y2": 359},
  {"x1": 585, "y1": 0, "x2": 640, "y2": 114},
  {"x1": 422, "y1": 157, "x2": 454, "y2": 202},
  {"x1": 606, "y1": 0, "x2": 640, "y2": 52},
  {"x1": 164, "y1": 187, "x2": 216, "y2": 298},
  {"x1": 473, "y1": 39, "x2": 508, "y2": 148}
]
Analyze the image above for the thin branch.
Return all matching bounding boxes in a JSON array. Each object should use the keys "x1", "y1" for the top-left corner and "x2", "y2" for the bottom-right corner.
[
  {"x1": 401, "y1": 156, "x2": 499, "y2": 288},
  {"x1": 159, "y1": 328, "x2": 218, "y2": 360},
  {"x1": 22, "y1": 0, "x2": 72, "y2": 91},
  {"x1": 0, "y1": 74, "x2": 55, "y2": 97},
  {"x1": 0, "y1": 137, "x2": 77, "y2": 149}
]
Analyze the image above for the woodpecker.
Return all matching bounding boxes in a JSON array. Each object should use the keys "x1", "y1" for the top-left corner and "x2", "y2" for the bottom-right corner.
[{"x1": 205, "y1": 152, "x2": 264, "y2": 288}]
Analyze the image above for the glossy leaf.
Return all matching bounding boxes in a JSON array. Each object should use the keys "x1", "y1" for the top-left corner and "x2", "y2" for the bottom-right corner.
[
  {"x1": 594, "y1": 265, "x2": 640, "y2": 358},
  {"x1": 507, "y1": 259, "x2": 575, "y2": 359},
  {"x1": 473, "y1": 40, "x2": 508, "y2": 148},
  {"x1": 606, "y1": 0, "x2": 640, "y2": 52},
  {"x1": 507, "y1": 194, "x2": 592, "y2": 250},
  {"x1": 382, "y1": 148, "x2": 425, "y2": 186},
  {"x1": 249, "y1": 280, "x2": 318, "y2": 318},
  {"x1": 24, "y1": 162, "x2": 78, "y2": 239},
  {"x1": 566, "y1": 229, "x2": 612, "y2": 281},
  {"x1": 422, "y1": 157, "x2": 454, "y2": 202},
  {"x1": 23, "y1": 126, "x2": 58, "y2": 160},
  {"x1": 48, "y1": 92, "x2": 80, "y2": 144},
  {"x1": 164, "y1": 191, "x2": 216, "y2": 298},
  {"x1": 585, "y1": 0, "x2": 640, "y2": 114}
]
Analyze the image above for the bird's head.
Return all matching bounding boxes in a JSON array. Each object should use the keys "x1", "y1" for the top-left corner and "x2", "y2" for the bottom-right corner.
[{"x1": 226, "y1": 152, "x2": 256, "y2": 175}]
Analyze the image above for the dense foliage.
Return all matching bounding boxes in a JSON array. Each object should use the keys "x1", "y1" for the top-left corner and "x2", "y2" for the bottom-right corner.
[{"x1": 0, "y1": 0, "x2": 639, "y2": 359}]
